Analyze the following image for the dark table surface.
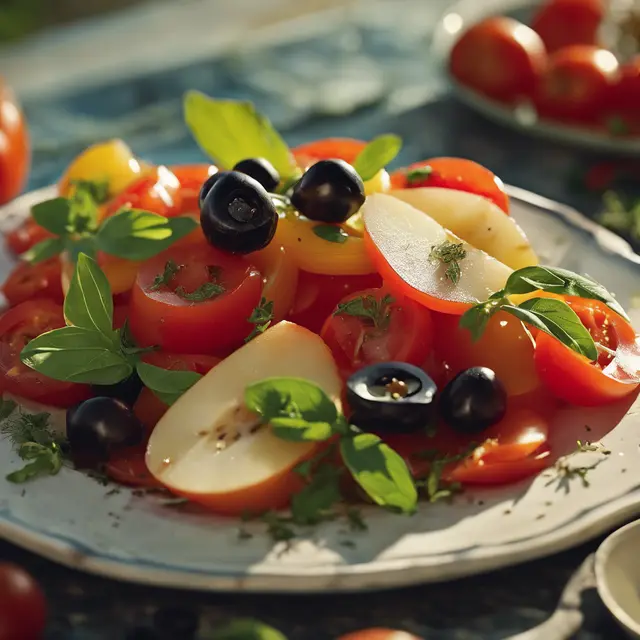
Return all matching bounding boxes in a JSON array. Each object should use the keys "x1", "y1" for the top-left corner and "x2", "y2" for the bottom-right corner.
[{"x1": 8, "y1": 2, "x2": 640, "y2": 638}]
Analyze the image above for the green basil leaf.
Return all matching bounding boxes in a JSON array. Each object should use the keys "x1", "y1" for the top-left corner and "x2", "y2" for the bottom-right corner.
[
  {"x1": 30, "y1": 197, "x2": 72, "y2": 235},
  {"x1": 312, "y1": 224, "x2": 348, "y2": 244},
  {"x1": 340, "y1": 433, "x2": 417, "y2": 514},
  {"x1": 184, "y1": 91, "x2": 297, "y2": 177},
  {"x1": 290, "y1": 464, "x2": 343, "y2": 525},
  {"x1": 244, "y1": 377, "x2": 338, "y2": 442},
  {"x1": 504, "y1": 265, "x2": 630, "y2": 322},
  {"x1": 503, "y1": 297, "x2": 598, "y2": 361},
  {"x1": 352, "y1": 134, "x2": 402, "y2": 182},
  {"x1": 136, "y1": 362, "x2": 203, "y2": 406},
  {"x1": 66, "y1": 236, "x2": 97, "y2": 263},
  {"x1": 95, "y1": 209, "x2": 197, "y2": 261},
  {"x1": 213, "y1": 619, "x2": 288, "y2": 640},
  {"x1": 21, "y1": 326, "x2": 132, "y2": 385},
  {"x1": 6, "y1": 444, "x2": 63, "y2": 484},
  {"x1": 458, "y1": 298, "x2": 506, "y2": 341},
  {"x1": 20, "y1": 237, "x2": 66, "y2": 264},
  {"x1": 64, "y1": 253, "x2": 114, "y2": 337}
]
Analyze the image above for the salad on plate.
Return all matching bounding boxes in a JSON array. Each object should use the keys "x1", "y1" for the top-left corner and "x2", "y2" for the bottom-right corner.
[{"x1": 0, "y1": 90, "x2": 639, "y2": 538}]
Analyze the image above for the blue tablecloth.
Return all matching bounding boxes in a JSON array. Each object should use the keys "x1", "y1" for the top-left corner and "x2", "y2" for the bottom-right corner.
[{"x1": 9, "y1": 2, "x2": 639, "y2": 638}]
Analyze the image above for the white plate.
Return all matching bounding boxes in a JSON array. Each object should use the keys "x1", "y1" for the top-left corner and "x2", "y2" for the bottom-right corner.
[
  {"x1": 431, "y1": 0, "x2": 640, "y2": 157},
  {"x1": 1, "y1": 185, "x2": 640, "y2": 593}
]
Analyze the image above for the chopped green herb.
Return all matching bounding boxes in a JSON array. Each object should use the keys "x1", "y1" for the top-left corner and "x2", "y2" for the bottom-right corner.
[
  {"x1": 429, "y1": 240, "x2": 466, "y2": 285},
  {"x1": 312, "y1": 224, "x2": 349, "y2": 244},
  {"x1": 175, "y1": 282, "x2": 225, "y2": 302},
  {"x1": 150, "y1": 259, "x2": 182, "y2": 291},
  {"x1": 69, "y1": 179, "x2": 110, "y2": 204},
  {"x1": 334, "y1": 294, "x2": 394, "y2": 332},
  {"x1": 405, "y1": 166, "x2": 433, "y2": 185},
  {"x1": 246, "y1": 297, "x2": 275, "y2": 342},
  {"x1": 597, "y1": 191, "x2": 640, "y2": 240},
  {"x1": 261, "y1": 511, "x2": 297, "y2": 544}
]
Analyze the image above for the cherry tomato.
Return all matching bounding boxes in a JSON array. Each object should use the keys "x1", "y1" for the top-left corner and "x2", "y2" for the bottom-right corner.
[
  {"x1": 338, "y1": 630, "x2": 422, "y2": 640},
  {"x1": 0, "y1": 300, "x2": 90, "y2": 407},
  {"x1": 288, "y1": 270, "x2": 382, "y2": 334},
  {"x1": 449, "y1": 17, "x2": 547, "y2": 103},
  {"x1": 0, "y1": 83, "x2": 30, "y2": 206},
  {"x1": 133, "y1": 352, "x2": 220, "y2": 432},
  {"x1": 102, "y1": 166, "x2": 182, "y2": 220},
  {"x1": 390, "y1": 157, "x2": 509, "y2": 214},
  {"x1": 0, "y1": 563, "x2": 47, "y2": 640},
  {"x1": 321, "y1": 287, "x2": 433, "y2": 379},
  {"x1": 535, "y1": 45, "x2": 620, "y2": 124},
  {"x1": 531, "y1": 0, "x2": 604, "y2": 54},
  {"x1": 5, "y1": 219, "x2": 52, "y2": 257},
  {"x1": 169, "y1": 164, "x2": 217, "y2": 214},
  {"x1": 535, "y1": 298, "x2": 640, "y2": 406},
  {"x1": 292, "y1": 138, "x2": 366, "y2": 167},
  {"x1": 2, "y1": 258, "x2": 63, "y2": 307},
  {"x1": 430, "y1": 310, "x2": 541, "y2": 397},
  {"x1": 128, "y1": 243, "x2": 262, "y2": 356},
  {"x1": 607, "y1": 56, "x2": 640, "y2": 135}
]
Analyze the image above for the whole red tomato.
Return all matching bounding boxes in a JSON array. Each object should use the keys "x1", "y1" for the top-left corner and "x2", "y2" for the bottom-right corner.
[
  {"x1": 0, "y1": 563, "x2": 47, "y2": 640},
  {"x1": 531, "y1": 0, "x2": 605, "y2": 53},
  {"x1": 607, "y1": 55, "x2": 640, "y2": 135},
  {"x1": 535, "y1": 45, "x2": 621, "y2": 124},
  {"x1": 0, "y1": 83, "x2": 30, "y2": 206},
  {"x1": 449, "y1": 17, "x2": 547, "y2": 103}
]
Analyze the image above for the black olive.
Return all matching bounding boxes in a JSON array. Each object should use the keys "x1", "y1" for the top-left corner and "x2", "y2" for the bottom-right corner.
[
  {"x1": 346, "y1": 362, "x2": 437, "y2": 434},
  {"x1": 200, "y1": 171, "x2": 278, "y2": 254},
  {"x1": 232, "y1": 158, "x2": 280, "y2": 192},
  {"x1": 198, "y1": 171, "x2": 222, "y2": 208},
  {"x1": 290, "y1": 159, "x2": 365, "y2": 223},
  {"x1": 90, "y1": 371, "x2": 143, "y2": 407},
  {"x1": 66, "y1": 397, "x2": 144, "y2": 462},
  {"x1": 439, "y1": 367, "x2": 507, "y2": 434}
]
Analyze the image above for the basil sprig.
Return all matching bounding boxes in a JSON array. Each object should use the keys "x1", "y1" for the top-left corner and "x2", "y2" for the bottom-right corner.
[
  {"x1": 22, "y1": 183, "x2": 198, "y2": 265},
  {"x1": 352, "y1": 134, "x2": 402, "y2": 182},
  {"x1": 245, "y1": 377, "x2": 417, "y2": 514},
  {"x1": 459, "y1": 264, "x2": 630, "y2": 361},
  {"x1": 21, "y1": 254, "x2": 203, "y2": 401}
]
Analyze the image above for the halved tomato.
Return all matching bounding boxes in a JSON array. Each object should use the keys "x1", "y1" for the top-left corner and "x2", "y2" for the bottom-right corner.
[
  {"x1": 2, "y1": 258, "x2": 64, "y2": 307},
  {"x1": 105, "y1": 445, "x2": 162, "y2": 489},
  {"x1": 534, "y1": 298, "x2": 640, "y2": 406},
  {"x1": 321, "y1": 287, "x2": 433, "y2": 379},
  {"x1": 5, "y1": 219, "x2": 53, "y2": 256},
  {"x1": 0, "y1": 299, "x2": 90, "y2": 407},
  {"x1": 128, "y1": 243, "x2": 262, "y2": 356},
  {"x1": 390, "y1": 157, "x2": 509, "y2": 214}
]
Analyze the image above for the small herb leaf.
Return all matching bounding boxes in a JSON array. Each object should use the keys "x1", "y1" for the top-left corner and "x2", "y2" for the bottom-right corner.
[
  {"x1": 95, "y1": 210, "x2": 198, "y2": 261},
  {"x1": 175, "y1": 282, "x2": 224, "y2": 302},
  {"x1": 290, "y1": 464, "x2": 343, "y2": 525},
  {"x1": 6, "y1": 442, "x2": 64, "y2": 484},
  {"x1": 340, "y1": 433, "x2": 417, "y2": 514},
  {"x1": 150, "y1": 259, "x2": 181, "y2": 291},
  {"x1": 406, "y1": 166, "x2": 433, "y2": 185},
  {"x1": 334, "y1": 294, "x2": 394, "y2": 331},
  {"x1": 503, "y1": 297, "x2": 598, "y2": 361},
  {"x1": 21, "y1": 327, "x2": 132, "y2": 385},
  {"x1": 20, "y1": 237, "x2": 66, "y2": 264},
  {"x1": 246, "y1": 297, "x2": 275, "y2": 342},
  {"x1": 429, "y1": 240, "x2": 467, "y2": 285},
  {"x1": 458, "y1": 298, "x2": 506, "y2": 341},
  {"x1": 184, "y1": 91, "x2": 297, "y2": 177},
  {"x1": 30, "y1": 198, "x2": 72, "y2": 235},
  {"x1": 136, "y1": 362, "x2": 203, "y2": 406},
  {"x1": 312, "y1": 224, "x2": 348, "y2": 244},
  {"x1": 352, "y1": 134, "x2": 402, "y2": 182},
  {"x1": 504, "y1": 265, "x2": 630, "y2": 322},
  {"x1": 64, "y1": 253, "x2": 114, "y2": 337},
  {"x1": 213, "y1": 618, "x2": 288, "y2": 640},
  {"x1": 245, "y1": 377, "x2": 338, "y2": 442}
]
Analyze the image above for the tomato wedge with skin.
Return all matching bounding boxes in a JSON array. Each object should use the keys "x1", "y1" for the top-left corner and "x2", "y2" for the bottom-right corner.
[
  {"x1": 128, "y1": 243, "x2": 262, "y2": 356},
  {"x1": 390, "y1": 157, "x2": 510, "y2": 214},
  {"x1": 321, "y1": 287, "x2": 433, "y2": 379},
  {"x1": 362, "y1": 193, "x2": 511, "y2": 315},
  {"x1": 2, "y1": 258, "x2": 64, "y2": 306},
  {"x1": 105, "y1": 445, "x2": 163, "y2": 489},
  {"x1": 535, "y1": 298, "x2": 640, "y2": 406},
  {"x1": 0, "y1": 299, "x2": 90, "y2": 407}
]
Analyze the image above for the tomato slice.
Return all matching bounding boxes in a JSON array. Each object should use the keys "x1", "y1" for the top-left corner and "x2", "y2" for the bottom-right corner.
[
  {"x1": 292, "y1": 138, "x2": 366, "y2": 168},
  {"x1": 321, "y1": 287, "x2": 433, "y2": 379},
  {"x1": 390, "y1": 157, "x2": 510, "y2": 214},
  {"x1": 535, "y1": 298, "x2": 640, "y2": 406},
  {"x1": 287, "y1": 270, "x2": 382, "y2": 334},
  {"x1": 2, "y1": 258, "x2": 64, "y2": 307},
  {"x1": 0, "y1": 299, "x2": 90, "y2": 407},
  {"x1": 5, "y1": 219, "x2": 53, "y2": 256},
  {"x1": 128, "y1": 243, "x2": 262, "y2": 356},
  {"x1": 169, "y1": 164, "x2": 217, "y2": 214}
]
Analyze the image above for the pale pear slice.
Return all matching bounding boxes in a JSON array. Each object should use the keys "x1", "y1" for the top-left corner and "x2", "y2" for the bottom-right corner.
[
  {"x1": 362, "y1": 193, "x2": 512, "y2": 314},
  {"x1": 146, "y1": 321, "x2": 342, "y2": 515},
  {"x1": 390, "y1": 187, "x2": 537, "y2": 270}
]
